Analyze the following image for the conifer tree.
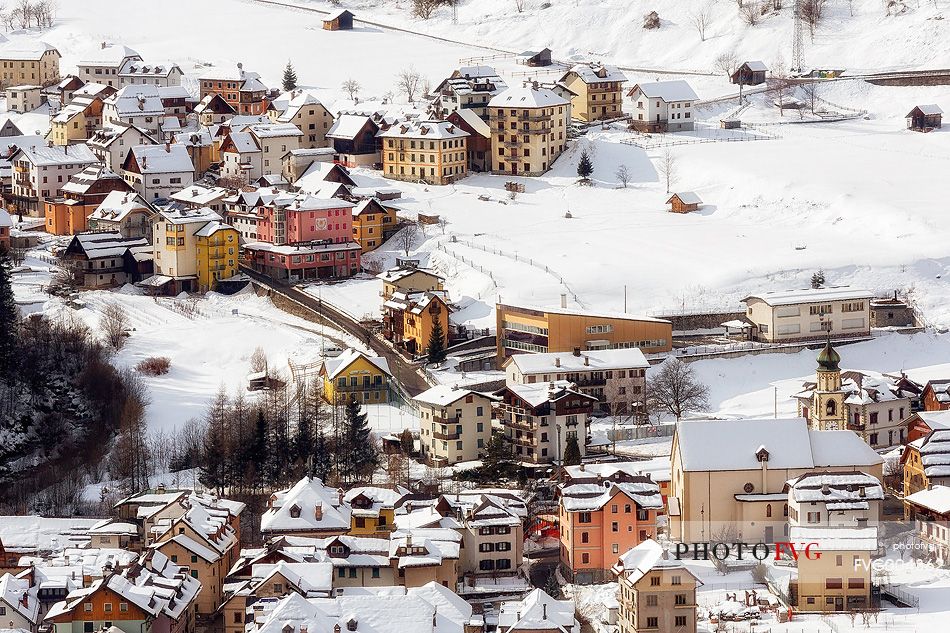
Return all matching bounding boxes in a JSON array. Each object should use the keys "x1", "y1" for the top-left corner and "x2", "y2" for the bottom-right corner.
[
  {"x1": 282, "y1": 61, "x2": 298, "y2": 92},
  {"x1": 249, "y1": 408, "x2": 269, "y2": 491},
  {"x1": 563, "y1": 435, "x2": 582, "y2": 466},
  {"x1": 342, "y1": 397, "x2": 378, "y2": 482},
  {"x1": 267, "y1": 415, "x2": 291, "y2": 487},
  {"x1": 426, "y1": 319, "x2": 447, "y2": 365},
  {"x1": 0, "y1": 249, "x2": 17, "y2": 377},
  {"x1": 312, "y1": 431, "x2": 333, "y2": 481},
  {"x1": 576, "y1": 150, "x2": 594, "y2": 180}
]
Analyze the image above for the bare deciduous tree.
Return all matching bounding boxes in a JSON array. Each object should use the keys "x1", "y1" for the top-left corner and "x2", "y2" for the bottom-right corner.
[
  {"x1": 398, "y1": 222, "x2": 419, "y2": 256},
  {"x1": 100, "y1": 302, "x2": 129, "y2": 351},
  {"x1": 799, "y1": 0, "x2": 829, "y2": 40},
  {"x1": 437, "y1": 216, "x2": 448, "y2": 235},
  {"x1": 801, "y1": 80, "x2": 820, "y2": 113},
  {"x1": 657, "y1": 147, "x2": 677, "y2": 193},
  {"x1": 714, "y1": 50, "x2": 739, "y2": 77},
  {"x1": 740, "y1": 1, "x2": 760, "y2": 24},
  {"x1": 647, "y1": 357, "x2": 710, "y2": 421},
  {"x1": 690, "y1": 3, "x2": 713, "y2": 41},
  {"x1": 341, "y1": 78, "x2": 361, "y2": 101},
  {"x1": 396, "y1": 67, "x2": 421, "y2": 102},
  {"x1": 615, "y1": 164, "x2": 632, "y2": 188},
  {"x1": 768, "y1": 59, "x2": 792, "y2": 115},
  {"x1": 13, "y1": 0, "x2": 30, "y2": 29},
  {"x1": 250, "y1": 346, "x2": 268, "y2": 373},
  {"x1": 412, "y1": 0, "x2": 439, "y2": 19},
  {"x1": 514, "y1": 0, "x2": 527, "y2": 12}
]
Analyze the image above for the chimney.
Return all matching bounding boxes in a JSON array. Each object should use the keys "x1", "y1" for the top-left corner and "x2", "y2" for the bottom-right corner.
[
  {"x1": 314, "y1": 503, "x2": 323, "y2": 520},
  {"x1": 346, "y1": 618, "x2": 357, "y2": 632},
  {"x1": 142, "y1": 156, "x2": 147, "y2": 170},
  {"x1": 19, "y1": 592, "x2": 28, "y2": 608},
  {"x1": 554, "y1": 357, "x2": 560, "y2": 368},
  {"x1": 432, "y1": 606, "x2": 437, "y2": 627},
  {"x1": 579, "y1": 463, "x2": 585, "y2": 472},
  {"x1": 165, "y1": 142, "x2": 171, "y2": 153},
  {"x1": 821, "y1": 483, "x2": 830, "y2": 495},
  {"x1": 584, "y1": 355, "x2": 589, "y2": 366},
  {"x1": 859, "y1": 486, "x2": 866, "y2": 498},
  {"x1": 560, "y1": 293, "x2": 567, "y2": 308},
  {"x1": 572, "y1": 347, "x2": 581, "y2": 357},
  {"x1": 338, "y1": 488, "x2": 344, "y2": 506},
  {"x1": 333, "y1": 626, "x2": 341, "y2": 633}
]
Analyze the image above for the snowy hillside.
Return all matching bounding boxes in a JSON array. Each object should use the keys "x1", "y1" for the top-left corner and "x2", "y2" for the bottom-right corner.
[{"x1": 304, "y1": 0, "x2": 950, "y2": 73}]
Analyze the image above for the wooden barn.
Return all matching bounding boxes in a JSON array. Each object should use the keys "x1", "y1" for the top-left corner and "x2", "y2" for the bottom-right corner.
[
  {"x1": 323, "y1": 9, "x2": 354, "y2": 30},
  {"x1": 666, "y1": 191, "x2": 702, "y2": 213},
  {"x1": 906, "y1": 104, "x2": 942, "y2": 132},
  {"x1": 518, "y1": 48, "x2": 552, "y2": 67},
  {"x1": 730, "y1": 61, "x2": 768, "y2": 85}
]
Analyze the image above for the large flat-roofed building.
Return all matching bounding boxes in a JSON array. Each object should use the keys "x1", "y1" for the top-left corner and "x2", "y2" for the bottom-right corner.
[
  {"x1": 742, "y1": 286, "x2": 873, "y2": 343},
  {"x1": 496, "y1": 302, "x2": 672, "y2": 360}
]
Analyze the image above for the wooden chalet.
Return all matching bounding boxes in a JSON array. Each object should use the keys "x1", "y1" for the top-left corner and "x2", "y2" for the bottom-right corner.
[
  {"x1": 666, "y1": 191, "x2": 702, "y2": 213},
  {"x1": 907, "y1": 105, "x2": 942, "y2": 132},
  {"x1": 730, "y1": 61, "x2": 768, "y2": 85},
  {"x1": 519, "y1": 48, "x2": 553, "y2": 67},
  {"x1": 323, "y1": 9, "x2": 354, "y2": 30}
]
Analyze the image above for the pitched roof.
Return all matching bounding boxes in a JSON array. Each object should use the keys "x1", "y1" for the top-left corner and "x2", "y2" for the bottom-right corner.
[
  {"x1": 129, "y1": 143, "x2": 195, "y2": 174},
  {"x1": 89, "y1": 191, "x2": 153, "y2": 222},
  {"x1": 413, "y1": 385, "x2": 497, "y2": 408},
  {"x1": 261, "y1": 477, "x2": 351, "y2": 534},
  {"x1": 740, "y1": 60, "x2": 769, "y2": 71},
  {"x1": 507, "y1": 348, "x2": 648, "y2": 375},
  {"x1": 675, "y1": 418, "x2": 883, "y2": 472},
  {"x1": 12, "y1": 143, "x2": 97, "y2": 167},
  {"x1": 564, "y1": 63, "x2": 627, "y2": 84},
  {"x1": 326, "y1": 114, "x2": 377, "y2": 140},
  {"x1": 613, "y1": 539, "x2": 696, "y2": 585},
  {"x1": 629, "y1": 80, "x2": 699, "y2": 102},
  {"x1": 906, "y1": 485, "x2": 950, "y2": 515},
  {"x1": 106, "y1": 85, "x2": 164, "y2": 118},
  {"x1": 322, "y1": 349, "x2": 391, "y2": 381},
  {"x1": 78, "y1": 43, "x2": 141, "y2": 66},
  {"x1": 378, "y1": 120, "x2": 469, "y2": 140},
  {"x1": 911, "y1": 104, "x2": 943, "y2": 116},
  {"x1": 668, "y1": 191, "x2": 702, "y2": 205},
  {"x1": 741, "y1": 285, "x2": 873, "y2": 306},
  {"x1": 488, "y1": 85, "x2": 568, "y2": 108}
]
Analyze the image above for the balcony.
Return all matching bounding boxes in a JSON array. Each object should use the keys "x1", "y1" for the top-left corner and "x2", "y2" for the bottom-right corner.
[
  {"x1": 517, "y1": 113, "x2": 551, "y2": 122},
  {"x1": 13, "y1": 164, "x2": 29, "y2": 173},
  {"x1": 433, "y1": 429, "x2": 460, "y2": 441},
  {"x1": 505, "y1": 416, "x2": 535, "y2": 432},
  {"x1": 511, "y1": 434, "x2": 535, "y2": 447},
  {"x1": 209, "y1": 250, "x2": 226, "y2": 260}
]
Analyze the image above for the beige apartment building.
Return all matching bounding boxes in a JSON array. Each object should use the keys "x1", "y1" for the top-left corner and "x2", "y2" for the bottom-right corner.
[
  {"x1": 436, "y1": 493, "x2": 525, "y2": 578},
  {"x1": 613, "y1": 539, "x2": 700, "y2": 633},
  {"x1": 274, "y1": 90, "x2": 335, "y2": 149},
  {"x1": 0, "y1": 39, "x2": 61, "y2": 87},
  {"x1": 380, "y1": 120, "x2": 469, "y2": 185},
  {"x1": 786, "y1": 472, "x2": 882, "y2": 612},
  {"x1": 414, "y1": 385, "x2": 497, "y2": 466},
  {"x1": 488, "y1": 84, "x2": 569, "y2": 176},
  {"x1": 668, "y1": 417, "x2": 884, "y2": 543},
  {"x1": 558, "y1": 63, "x2": 627, "y2": 122},
  {"x1": 742, "y1": 286, "x2": 873, "y2": 342}
]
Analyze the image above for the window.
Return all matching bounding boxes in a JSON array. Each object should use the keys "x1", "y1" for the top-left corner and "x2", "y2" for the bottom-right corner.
[
  {"x1": 611, "y1": 521, "x2": 619, "y2": 532},
  {"x1": 578, "y1": 512, "x2": 592, "y2": 523},
  {"x1": 810, "y1": 304, "x2": 833, "y2": 316},
  {"x1": 646, "y1": 594, "x2": 658, "y2": 606},
  {"x1": 372, "y1": 567, "x2": 380, "y2": 578},
  {"x1": 349, "y1": 569, "x2": 356, "y2": 578},
  {"x1": 841, "y1": 301, "x2": 865, "y2": 312},
  {"x1": 84, "y1": 603, "x2": 93, "y2": 612},
  {"x1": 338, "y1": 568, "x2": 346, "y2": 578},
  {"x1": 581, "y1": 532, "x2": 589, "y2": 544},
  {"x1": 120, "y1": 603, "x2": 128, "y2": 612},
  {"x1": 650, "y1": 576, "x2": 661, "y2": 586},
  {"x1": 807, "y1": 511, "x2": 821, "y2": 523},
  {"x1": 581, "y1": 553, "x2": 589, "y2": 564},
  {"x1": 671, "y1": 575, "x2": 682, "y2": 585},
  {"x1": 826, "y1": 578, "x2": 843, "y2": 589},
  {"x1": 191, "y1": 570, "x2": 199, "y2": 579},
  {"x1": 848, "y1": 578, "x2": 865, "y2": 589},
  {"x1": 646, "y1": 617, "x2": 658, "y2": 628},
  {"x1": 675, "y1": 616, "x2": 687, "y2": 627},
  {"x1": 104, "y1": 603, "x2": 113, "y2": 613},
  {"x1": 675, "y1": 594, "x2": 687, "y2": 605},
  {"x1": 84, "y1": 624, "x2": 94, "y2": 633}
]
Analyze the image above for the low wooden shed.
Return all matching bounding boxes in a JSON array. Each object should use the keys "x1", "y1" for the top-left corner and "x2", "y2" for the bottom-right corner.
[
  {"x1": 666, "y1": 191, "x2": 702, "y2": 213},
  {"x1": 906, "y1": 104, "x2": 942, "y2": 132},
  {"x1": 323, "y1": 9, "x2": 354, "y2": 30}
]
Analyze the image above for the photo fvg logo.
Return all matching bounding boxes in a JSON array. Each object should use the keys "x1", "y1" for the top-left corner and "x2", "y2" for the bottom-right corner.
[{"x1": 673, "y1": 541, "x2": 822, "y2": 562}]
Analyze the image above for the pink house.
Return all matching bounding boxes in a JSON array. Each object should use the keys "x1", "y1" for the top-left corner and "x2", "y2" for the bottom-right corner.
[{"x1": 255, "y1": 194, "x2": 356, "y2": 246}]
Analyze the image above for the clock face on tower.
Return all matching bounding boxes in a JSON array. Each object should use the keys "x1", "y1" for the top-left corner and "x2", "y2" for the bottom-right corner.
[
  {"x1": 826, "y1": 421, "x2": 839, "y2": 430},
  {"x1": 315, "y1": 218, "x2": 328, "y2": 231}
]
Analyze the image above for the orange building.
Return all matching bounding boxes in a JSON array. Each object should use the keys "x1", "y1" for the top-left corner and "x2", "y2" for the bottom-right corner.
[
  {"x1": 198, "y1": 65, "x2": 268, "y2": 115},
  {"x1": 558, "y1": 474, "x2": 664, "y2": 584},
  {"x1": 922, "y1": 380, "x2": 950, "y2": 411},
  {"x1": 496, "y1": 301, "x2": 672, "y2": 360},
  {"x1": 44, "y1": 165, "x2": 131, "y2": 235}
]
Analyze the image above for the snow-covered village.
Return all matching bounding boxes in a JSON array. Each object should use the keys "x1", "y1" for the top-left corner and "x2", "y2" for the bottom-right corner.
[{"x1": 2, "y1": 0, "x2": 950, "y2": 632}]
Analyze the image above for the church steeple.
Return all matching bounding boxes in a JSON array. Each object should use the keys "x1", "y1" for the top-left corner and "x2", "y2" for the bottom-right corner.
[
  {"x1": 817, "y1": 340, "x2": 841, "y2": 372},
  {"x1": 811, "y1": 340, "x2": 845, "y2": 431}
]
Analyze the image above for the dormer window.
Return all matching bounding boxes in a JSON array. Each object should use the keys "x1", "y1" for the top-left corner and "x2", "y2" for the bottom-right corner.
[
  {"x1": 755, "y1": 447, "x2": 770, "y2": 463},
  {"x1": 289, "y1": 504, "x2": 301, "y2": 519}
]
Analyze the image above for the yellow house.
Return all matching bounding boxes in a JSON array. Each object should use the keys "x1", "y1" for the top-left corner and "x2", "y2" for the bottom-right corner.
[
  {"x1": 559, "y1": 63, "x2": 628, "y2": 122},
  {"x1": 150, "y1": 207, "x2": 233, "y2": 294},
  {"x1": 320, "y1": 348, "x2": 393, "y2": 405},
  {"x1": 352, "y1": 198, "x2": 398, "y2": 252},
  {"x1": 377, "y1": 264, "x2": 444, "y2": 300},
  {"x1": 382, "y1": 290, "x2": 452, "y2": 356},
  {"x1": 379, "y1": 120, "x2": 469, "y2": 185},
  {"x1": 195, "y1": 221, "x2": 239, "y2": 291},
  {"x1": 901, "y1": 428, "x2": 950, "y2": 518},
  {"x1": 344, "y1": 486, "x2": 407, "y2": 537}
]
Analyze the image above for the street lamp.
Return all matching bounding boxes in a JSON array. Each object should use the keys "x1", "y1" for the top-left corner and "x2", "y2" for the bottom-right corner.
[{"x1": 556, "y1": 423, "x2": 562, "y2": 465}]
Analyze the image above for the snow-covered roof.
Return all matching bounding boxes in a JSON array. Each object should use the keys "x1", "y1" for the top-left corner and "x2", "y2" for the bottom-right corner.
[
  {"x1": 497, "y1": 589, "x2": 578, "y2": 633},
  {"x1": 326, "y1": 114, "x2": 375, "y2": 140},
  {"x1": 742, "y1": 285, "x2": 873, "y2": 307},
  {"x1": 376, "y1": 266, "x2": 443, "y2": 284},
  {"x1": 668, "y1": 191, "x2": 702, "y2": 205},
  {"x1": 629, "y1": 80, "x2": 699, "y2": 103},
  {"x1": 503, "y1": 380, "x2": 595, "y2": 409},
  {"x1": 741, "y1": 60, "x2": 769, "y2": 71},
  {"x1": 250, "y1": 122, "x2": 304, "y2": 139},
  {"x1": 450, "y1": 107, "x2": 491, "y2": 137},
  {"x1": 193, "y1": 220, "x2": 233, "y2": 238},
  {"x1": 788, "y1": 526, "x2": 878, "y2": 551},
  {"x1": 170, "y1": 184, "x2": 228, "y2": 205},
  {"x1": 78, "y1": 43, "x2": 140, "y2": 67},
  {"x1": 251, "y1": 561, "x2": 333, "y2": 596},
  {"x1": 501, "y1": 301, "x2": 670, "y2": 324},
  {"x1": 489, "y1": 85, "x2": 568, "y2": 108},
  {"x1": 106, "y1": 85, "x2": 164, "y2": 118},
  {"x1": 118, "y1": 60, "x2": 182, "y2": 78},
  {"x1": 563, "y1": 459, "x2": 670, "y2": 483},
  {"x1": 129, "y1": 143, "x2": 194, "y2": 174},
  {"x1": 0, "y1": 574, "x2": 38, "y2": 623},
  {"x1": 564, "y1": 63, "x2": 627, "y2": 84},
  {"x1": 323, "y1": 348, "x2": 391, "y2": 381},
  {"x1": 0, "y1": 36, "x2": 59, "y2": 62},
  {"x1": 379, "y1": 120, "x2": 469, "y2": 140},
  {"x1": 613, "y1": 539, "x2": 695, "y2": 586},
  {"x1": 0, "y1": 517, "x2": 99, "y2": 552},
  {"x1": 560, "y1": 480, "x2": 663, "y2": 512},
  {"x1": 12, "y1": 143, "x2": 96, "y2": 167},
  {"x1": 906, "y1": 485, "x2": 950, "y2": 515},
  {"x1": 413, "y1": 384, "x2": 497, "y2": 408},
  {"x1": 243, "y1": 241, "x2": 361, "y2": 257},
  {"x1": 277, "y1": 90, "x2": 326, "y2": 123},
  {"x1": 0, "y1": 210, "x2": 11, "y2": 228},
  {"x1": 785, "y1": 472, "x2": 883, "y2": 505},
  {"x1": 61, "y1": 165, "x2": 124, "y2": 195},
  {"x1": 154, "y1": 206, "x2": 221, "y2": 226},
  {"x1": 676, "y1": 418, "x2": 883, "y2": 472},
  {"x1": 910, "y1": 104, "x2": 943, "y2": 116},
  {"x1": 225, "y1": 130, "x2": 260, "y2": 154},
  {"x1": 261, "y1": 477, "x2": 351, "y2": 534},
  {"x1": 508, "y1": 348, "x2": 648, "y2": 375}
]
